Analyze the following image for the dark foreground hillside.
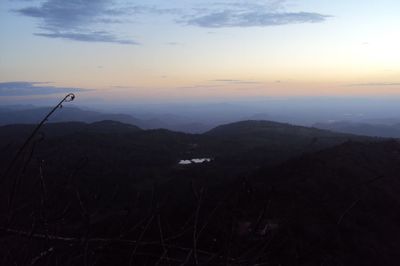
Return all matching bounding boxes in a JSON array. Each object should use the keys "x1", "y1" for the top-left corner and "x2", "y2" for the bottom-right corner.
[
  {"x1": 0, "y1": 120, "x2": 398, "y2": 265},
  {"x1": 251, "y1": 140, "x2": 400, "y2": 265}
]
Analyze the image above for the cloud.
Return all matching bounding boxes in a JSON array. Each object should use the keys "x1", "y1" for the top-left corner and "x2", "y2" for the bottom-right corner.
[
  {"x1": 185, "y1": 11, "x2": 330, "y2": 28},
  {"x1": 212, "y1": 79, "x2": 262, "y2": 84},
  {"x1": 16, "y1": 1, "x2": 109, "y2": 29},
  {"x1": 180, "y1": 1, "x2": 330, "y2": 28},
  {"x1": 124, "y1": 5, "x2": 181, "y2": 16},
  {"x1": 349, "y1": 82, "x2": 400, "y2": 87},
  {"x1": 13, "y1": 0, "x2": 331, "y2": 44},
  {"x1": 0, "y1": 82, "x2": 91, "y2": 96},
  {"x1": 34, "y1": 31, "x2": 138, "y2": 45},
  {"x1": 15, "y1": 0, "x2": 138, "y2": 44},
  {"x1": 166, "y1": 42, "x2": 182, "y2": 46}
]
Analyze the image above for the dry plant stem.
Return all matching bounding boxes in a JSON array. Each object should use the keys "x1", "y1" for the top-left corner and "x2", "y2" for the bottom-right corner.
[
  {"x1": 0, "y1": 226, "x2": 216, "y2": 256},
  {"x1": 337, "y1": 198, "x2": 361, "y2": 225},
  {"x1": 155, "y1": 214, "x2": 169, "y2": 266},
  {"x1": 193, "y1": 188, "x2": 204, "y2": 265},
  {"x1": 196, "y1": 200, "x2": 222, "y2": 241},
  {"x1": 128, "y1": 214, "x2": 155, "y2": 265},
  {"x1": 180, "y1": 250, "x2": 193, "y2": 266},
  {"x1": 1, "y1": 93, "x2": 75, "y2": 183}
]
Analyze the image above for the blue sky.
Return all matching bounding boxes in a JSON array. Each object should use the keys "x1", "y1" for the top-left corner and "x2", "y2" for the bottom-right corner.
[{"x1": 1, "y1": 0, "x2": 399, "y2": 104}]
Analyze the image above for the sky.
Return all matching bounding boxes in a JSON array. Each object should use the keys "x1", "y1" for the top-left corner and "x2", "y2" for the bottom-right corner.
[{"x1": 1, "y1": 0, "x2": 400, "y2": 105}]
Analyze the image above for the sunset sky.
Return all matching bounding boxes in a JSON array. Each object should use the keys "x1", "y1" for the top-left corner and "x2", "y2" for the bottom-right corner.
[{"x1": 1, "y1": 0, "x2": 400, "y2": 104}]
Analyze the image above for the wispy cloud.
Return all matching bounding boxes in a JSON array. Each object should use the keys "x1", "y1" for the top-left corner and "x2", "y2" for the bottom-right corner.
[
  {"x1": 34, "y1": 31, "x2": 138, "y2": 45},
  {"x1": 348, "y1": 82, "x2": 400, "y2": 87},
  {"x1": 15, "y1": 0, "x2": 139, "y2": 44},
  {"x1": 185, "y1": 11, "x2": 330, "y2": 28},
  {"x1": 166, "y1": 42, "x2": 183, "y2": 46},
  {"x1": 180, "y1": 1, "x2": 330, "y2": 28},
  {"x1": 0, "y1": 82, "x2": 91, "y2": 96},
  {"x1": 212, "y1": 79, "x2": 262, "y2": 85},
  {"x1": 16, "y1": 0, "x2": 112, "y2": 29}
]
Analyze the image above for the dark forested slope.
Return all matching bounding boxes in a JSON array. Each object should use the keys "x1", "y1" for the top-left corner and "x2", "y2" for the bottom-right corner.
[{"x1": 0, "y1": 120, "x2": 396, "y2": 265}]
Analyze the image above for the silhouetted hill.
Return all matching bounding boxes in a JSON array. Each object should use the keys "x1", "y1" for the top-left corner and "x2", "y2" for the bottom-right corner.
[
  {"x1": 205, "y1": 120, "x2": 373, "y2": 163},
  {"x1": 0, "y1": 106, "x2": 161, "y2": 129},
  {"x1": 0, "y1": 120, "x2": 141, "y2": 141},
  {"x1": 0, "y1": 120, "x2": 374, "y2": 172},
  {"x1": 0, "y1": 119, "x2": 393, "y2": 265},
  {"x1": 207, "y1": 120, "x2": 352, "y2": 138},
  {"x1": 85, "y1": 120, "x2": 142, "y2": 134},
  {"x1": 314, "y1": 121, "x2": 400, "y2": 138},
  {"x1": 168, "y1": 122, "x2": 212, "y2": 134},
  {"x1": 0, "y1": 121, "x2": 209, "y2": 187},
  {"x1": 248, "y1": 140, "x2": 400, "y2": 265}
]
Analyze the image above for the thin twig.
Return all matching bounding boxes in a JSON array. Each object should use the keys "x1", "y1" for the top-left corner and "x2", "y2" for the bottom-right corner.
[
  {"x1": 129, "y1": 214, "x2": 155, "y2": 265},
  {"x1": 1, "y1": 93, "x2": 75, "y2": 183},
  {"x1": 193, "y1": 188, "x2": 204, "y2": 265},
  {"x1": 337, "y1": 198, "x2": 361, "y2": 225},
  {"x1": 0, "y1": 226, "x2": 216, "y2": 257},
  {"x1": 155, "y1": 214, "x2": 169, "y2": 266}
]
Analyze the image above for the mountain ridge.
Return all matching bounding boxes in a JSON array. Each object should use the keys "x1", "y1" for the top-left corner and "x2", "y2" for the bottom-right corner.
[{"x1": 314, "y1": 120, "x2": 400, "y2": 138}]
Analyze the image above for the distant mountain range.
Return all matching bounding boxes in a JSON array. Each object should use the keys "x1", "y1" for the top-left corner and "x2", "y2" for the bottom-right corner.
[
  {"x1": 0, "y1": 106, "x2": 215, "y2": 133},
  {"x1": 4, "y1": 105, "x2": 400, "y2": 138},
  {"x1": 0, "y1": 120, "x2": 371, "y2": 171},
  {"x1": 0, "y1": 106, "x2": 158, "y2": 128},
  {"x1": 314, "y1": 121, "x2": 400, "y2": 138}
]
